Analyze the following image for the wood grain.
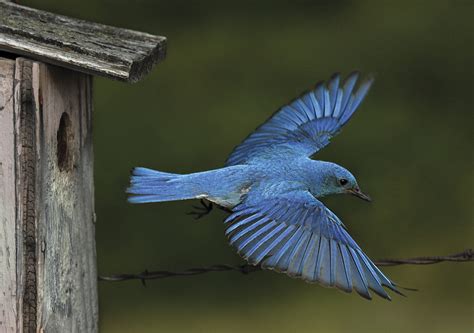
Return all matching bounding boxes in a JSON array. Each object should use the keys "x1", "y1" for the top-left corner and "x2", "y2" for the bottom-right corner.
[
  {"x1": 0, "y1": 57, "x2": 18, "y2": 333},
  {"x1": 0, "y1": 57, "x2": 98, "y2": 332},
  {"x1": 14, "y1": 58, "x2": 37, "y2": 333},
  {"x1": 32, "y1": 60, "x2": 98, "y2": 332},
  {"x1": 0, "y1": 0, "x2": 166, "y2": 82}
]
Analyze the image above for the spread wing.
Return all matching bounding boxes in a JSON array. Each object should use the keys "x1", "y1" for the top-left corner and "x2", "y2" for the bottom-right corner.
[
  {"x1": 226, "y1": 72, "x2": 374, "y2": 166},
  {"x1": 224, "y1": 187, "x2": 400, "y2": 300}
]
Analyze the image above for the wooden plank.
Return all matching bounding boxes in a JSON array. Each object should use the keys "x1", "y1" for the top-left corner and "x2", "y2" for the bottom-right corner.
[
  {"x1": 14, "y1": 58, "x2": 38, "y2": 333},
  {"x1": 0, "y1": 0, "x2": 167, "y2": 82},
  {"x1": 0, "y1": 57, "x2": 18, "y2": 333},
  {"x1": 32, "y1": 60, "x2": 98, "y2": 332},
  {"x1": 1, "y1": 58, "x2": 98, "y2": 332}
]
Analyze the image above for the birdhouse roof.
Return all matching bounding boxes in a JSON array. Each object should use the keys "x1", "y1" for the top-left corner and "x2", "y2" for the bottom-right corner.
[{"x1": 0, "y1": 0, "x2": 166, "y2": 82}]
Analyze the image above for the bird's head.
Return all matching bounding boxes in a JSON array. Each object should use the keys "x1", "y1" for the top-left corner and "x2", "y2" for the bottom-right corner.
[{"x1": 321, "y1": 163, "x2": 371, "y2": 202}]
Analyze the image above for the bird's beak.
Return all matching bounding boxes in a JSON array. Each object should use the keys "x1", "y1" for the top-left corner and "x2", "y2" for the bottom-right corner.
[{"x1": 348, "y1": 187, "x2": 372, "y2": 202}]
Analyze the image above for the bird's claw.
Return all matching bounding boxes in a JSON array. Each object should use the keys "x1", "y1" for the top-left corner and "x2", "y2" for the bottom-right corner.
[{"x1": 187, "y1": 199, "x2": 213, "y2": 220}]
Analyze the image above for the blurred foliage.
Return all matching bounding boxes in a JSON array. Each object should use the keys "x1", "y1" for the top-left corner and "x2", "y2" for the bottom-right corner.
[{"x1": 23, "y1": 0, "x2": 474, "y2": 332}]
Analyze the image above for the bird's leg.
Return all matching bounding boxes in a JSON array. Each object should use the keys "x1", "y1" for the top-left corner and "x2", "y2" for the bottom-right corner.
[{"x1": 187, "y1": 199, "x2": 213, "y2": 220}]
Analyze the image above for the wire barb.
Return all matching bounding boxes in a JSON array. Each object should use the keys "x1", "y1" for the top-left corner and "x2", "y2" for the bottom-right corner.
[{"x1": 98, "y1": 249, "x2": 473, "y2": 283}]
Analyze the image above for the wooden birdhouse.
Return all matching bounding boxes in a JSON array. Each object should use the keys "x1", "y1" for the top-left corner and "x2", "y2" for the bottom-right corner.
[{"x1": 0, "y1": 1, "x2": 166, "y2": 332}]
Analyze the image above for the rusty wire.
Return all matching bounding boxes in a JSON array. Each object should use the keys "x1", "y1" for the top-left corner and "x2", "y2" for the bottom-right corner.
[{"x1": 98, "y1": 248, "x2": 473, "y2": 284}]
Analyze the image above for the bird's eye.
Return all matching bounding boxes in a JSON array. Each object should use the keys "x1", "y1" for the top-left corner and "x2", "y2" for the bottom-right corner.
[{"x1": 339, "y1": 179, "x2": 348, "y2": 186}]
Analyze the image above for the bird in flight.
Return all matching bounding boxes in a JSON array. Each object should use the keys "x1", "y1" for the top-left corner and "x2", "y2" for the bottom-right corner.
[{"x1": 128, "y1": 72, "x2": 401, "y2": 300}]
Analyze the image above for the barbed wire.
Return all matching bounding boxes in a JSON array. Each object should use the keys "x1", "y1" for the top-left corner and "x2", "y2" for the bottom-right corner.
[{"x1": 98, "y1": 248, "x2": 473, "y2": 285}]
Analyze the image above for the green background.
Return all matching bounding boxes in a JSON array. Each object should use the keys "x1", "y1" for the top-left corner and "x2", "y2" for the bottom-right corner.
[{"x1": 24, "y1": 1, "x2": 473, "y2": 332}]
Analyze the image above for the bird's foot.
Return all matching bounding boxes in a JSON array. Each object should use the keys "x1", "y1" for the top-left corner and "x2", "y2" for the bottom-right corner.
[{"x1": 187, "y1": 199, "x2": 213, "y2": 220}]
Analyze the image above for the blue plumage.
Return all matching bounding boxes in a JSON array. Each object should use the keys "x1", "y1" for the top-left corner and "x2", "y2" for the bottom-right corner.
[{"x1": 128, "y1": 72, "x2": 401, "y2": 300}]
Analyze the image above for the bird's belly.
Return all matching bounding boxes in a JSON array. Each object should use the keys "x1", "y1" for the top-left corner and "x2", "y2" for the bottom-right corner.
[
  {"x1": 208, "y1": 183, "x2": 251, "y2": 208},
  {"x1": 208, "y1": 196, "x2": 240, "y2": 208}
]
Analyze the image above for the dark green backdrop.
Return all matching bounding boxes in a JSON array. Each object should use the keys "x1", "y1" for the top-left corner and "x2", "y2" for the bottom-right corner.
[{"x1": 24, "y1": 1, "x2": 473, "y2": 332}]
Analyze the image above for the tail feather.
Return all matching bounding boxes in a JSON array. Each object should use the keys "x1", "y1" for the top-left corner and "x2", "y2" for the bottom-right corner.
[{"x1": 127, "y1": 167, "x2": 201, "y2": 204}]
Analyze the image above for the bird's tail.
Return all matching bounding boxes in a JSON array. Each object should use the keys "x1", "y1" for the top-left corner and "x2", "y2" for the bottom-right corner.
[{"x1": 127, "y1": 167, "x2": 203, "y2": 204}]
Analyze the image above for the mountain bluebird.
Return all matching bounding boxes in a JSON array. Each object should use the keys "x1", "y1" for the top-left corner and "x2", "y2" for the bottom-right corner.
[{"x1": 128, "y1": 72, "x2": 401, "y2": 300}]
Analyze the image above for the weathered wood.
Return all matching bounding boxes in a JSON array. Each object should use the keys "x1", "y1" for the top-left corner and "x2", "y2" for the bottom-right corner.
[
  {"x1": 15, "y1": 58, "x2": 38, "y2": 333},
  {"x1": 0, "y1": 0, "x2": 167, "y2": 82},
  {"x1": 0, "y1": 57, "x2": 98, "y2": 332},
  {"x1": 0, "y1": 57, "x2": 18, "y2": 333}
]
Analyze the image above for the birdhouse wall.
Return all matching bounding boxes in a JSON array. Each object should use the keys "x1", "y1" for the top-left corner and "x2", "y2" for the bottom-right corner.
[{"x1": 0, "y1": 57, "x2": 98, "y2": 333}]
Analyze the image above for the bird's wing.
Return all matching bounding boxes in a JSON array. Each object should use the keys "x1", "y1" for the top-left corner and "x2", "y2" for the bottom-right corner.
[
  {"x1": 224, "y1": 186, "x2": 400, "y2": 300},
  {"x1": 226, "y1": 72, "x2": 373, "y2": 166}
]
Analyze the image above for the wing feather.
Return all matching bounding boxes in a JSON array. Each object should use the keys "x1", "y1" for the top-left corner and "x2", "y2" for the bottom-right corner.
[
  {"x1": 225, "y1": 189, "x2": 399, "y2": 300},
  {"x1": 226, "y1": 72, "x2": 374, "y2": 166},
  {"x1": 301, "y1": 234, "x2": 320, "y2": 281},
  {"x1": 245, "y1": 223, "x2": 286, "y2": 259},
  {"x1": 335, "y1": 244, "x2": 352, "y2": 292},
  {"x1": 287, "y1": 231, "x2": 312, "y2": 276},
  {"x1": 262, "y1": 226, "x2": 304, "y2": 270}
]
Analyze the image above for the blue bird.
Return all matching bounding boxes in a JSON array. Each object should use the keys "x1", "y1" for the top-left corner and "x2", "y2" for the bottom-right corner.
[{"x1": 128, "y1": 72, "x2": 401, "y2": 300}]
